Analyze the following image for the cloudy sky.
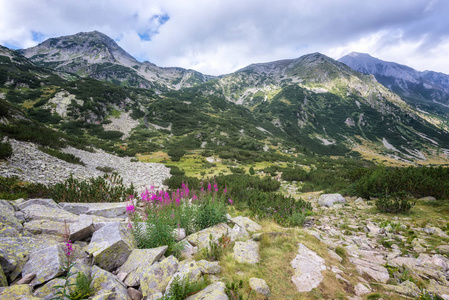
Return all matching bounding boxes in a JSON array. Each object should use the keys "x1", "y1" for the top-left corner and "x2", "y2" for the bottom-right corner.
[{"x1": 1, "y1": 0, "x2": 448, "y2": 76}]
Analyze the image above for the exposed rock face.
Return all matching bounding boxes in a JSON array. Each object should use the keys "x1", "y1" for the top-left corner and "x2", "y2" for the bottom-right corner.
[
  {"x1": 60, "y1": 202, "x2": 128, "y2": 218},
  {"x1": 229, "y1": 216, "x2": 262, "y2": 232},
  {"x1": 184, "y1": 281, "x2": 229, "y2": 300},
  {"x1": 233, "y1": 240, "x2": 259, "y2": 264},
  {"x1": 249, "y1": 277, "x2": 270, "y2": 296},
  {"x1": 291, "y1": 243, "x2": 326, "y2": 292},
  {"x1": 318, "y1": 194, "x2": 346, "y2": 207},
  {"x1": 140, "y1": 255, "x2": 178, "y2": 298},
  {"x1": 90, "y1": 265, "x2": 131, "y2": 300},
  {"x1": 186, "y1": 223, "x2": 231, "y2": 249}
]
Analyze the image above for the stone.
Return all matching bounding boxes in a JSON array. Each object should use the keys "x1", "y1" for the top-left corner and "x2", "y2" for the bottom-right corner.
[
  {"x1": 197, "y1": 260, "x2": 222, "y2": 274},
  {"x1": 140, "y1": 255, "x2": 178, "y2": 297},
  {"x1": 90, "y1": 265, "x2": 131, "y2": 300},
  {"x1": 233, "y1": 240, "x2": 259, "y2": 264},
  {"x1": 118, "y1": 246, "x2": 168, "y2": 287},
  {"x1": 0, "y1": 200, "x2": 23, "y2": 233},
  {"x1": 18, "y1": 199, "x2": 61, "y2": 210},
  {"x1": 60, "y1": 202, "x2": 128, "y2": 218},
  {"x1": 15, "y1": 273, "x2": 36, "y2": 285},
  {"x1": 424, "y1": 227, "x2": 449, "y2": 239},
  {"x1": 427, "y1": 279, "x2": 449, "y2": 299},
  {"x1": 0, "y1": 265, "x2": 7, "y2": 287},
  {"x1": 166, "y1": 260, "x2": 203, "y2": 294},
  {"x1": 384, "y1": 280, "x2": 420, "y2": 298},
  {"x1": 0, "y1": 236, "x2": 59, "y2": 281},
  {"x1": 23, "y1": 220, "x2": 66, "y2": 237},
  {"x1": 349, "y1": 257, "x2": 389, "y2": 283},
  {"x1": 69, "y1": 214, "x2": 94, "y2": 241},
  {"x1": 21, "y1": 244, "x2": 66, "y2": 286},
  {"x1": 128, "y1": 287, "x2": 143, "y2": 300},
  {"x1": 147, "y1": 292, "x2": 163, "y2": 300},
  {"x1": 34, "y1": 278, "x2": 65, "y2": 299},
  {"x1": 179, "y1": 240, "x2": 198, "y2": 259},
  {"x1": 229, "y1": 216, "x2": 261, "y2": 232},
  {"x1": 21, "y1": 204, "x2": 79, "y2": 223},
  {"x1": 328, "y1": 249, "x2": 343, "y2": 262},
  {"x1": 437, "y1": 245, "x2": 449, "y2": 254},
  {"x1": 86, "y1": 222, "x2": 136, "y2": 271},
  {"x1": 354, "y1": 197, "x2": 364, "y2": 204},
  {"x1": 418, "y1": 196, "x2": 437, "y2": 201},
  {"x1": 173, "y1": 228, "x2": 186, "y2": 242},
  {"x1": 228, "y1": 224, "x2": 250, "y2": 241},
  {"x1": 184, "y1": 281, "x2": 228, "y2": 300},
  {"x1": 318, "y1": 194, "x2": 346, "y2": 207},
  {"x1": 291, "y1": 243, "x2": 326, "y2": 292},
  {"x1": 354, "y1": 283, "x2": 371, "y2": 296},
  {"x1": 365, "y1": 222, "x2": 380, "y2": 235},
  {"x1": 249, "y1": 277, "x2": 270, "y2": 296},
  {"x1": 0, "y1": 284, "x2": 41, "y2": 300},
  {"x1": 186, "y1": 223, "x2": 231, "y2": 249}
]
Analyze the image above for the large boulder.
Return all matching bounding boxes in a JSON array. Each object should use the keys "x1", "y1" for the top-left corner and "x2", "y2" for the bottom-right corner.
[
  {"x1": 34, "y1": 278, "x2": 65, "y2": 300},
  {"x1": 69, "y1": 214, "x2": 94, "y2": 241},
  {"x1": 165, "y1": 260, "x2": 203, "y2": 294},
  {"x1": 0, "y1": 284, "x2": 41, "y2": 300},
  {"x1": 18, "y1": 199, "x2": 61, "y2": 210},
  {"x1": 23, "y1": 220, "x2": 66, "y2": 237},
  {"x1": 249, "y1": 277, "x2": 270, "y2": 296},
  {"x1": 86, "y1": 222, "x2": 135, "y2": 271},
  {"x1": 318, "y1": 194, "x2": 346, "y2": 207},
  {"x1": 60, "y1": 202, "x2": 128, "y2": 218},
  {"x1": 184, "y1": 281, "x2": 228, "y2": 300},
  {"x1": 233, "y1": 240, "x2": 259, "y2": 264},
  {"x1": 291, "y1": 243, "x2": 326, "y2": 292},
  {"x1": 0, "y1": 200, "x2": 24, "y2": 236},
  {"x1": 118, "y1": 246, "x2": 168, "y2": 287},
  {"x1": 229, "y1": 216, "x2": 261, "y2": 232},
  {"x1": 349, "y1": 257, "x2": 390, "y2": 283},
  {"x1": 21, "y1": 244, "x2": 66, "y2": 286},
  {"x1": 186, "y1": 223, "x2": 231, "y2": 249},
  {"x1": 140, "y1": 255, "x2": 178, "y2": 298},
  {"x1": 197, "y1": 260, "x2": 222, "y2": 275},
  {"x1": 0, "y1": 265, "x2": 7, "y2": 287},
  {"x1": 90, "y1": 265, "x2": 131, "y2": 300},
  {"x1": 21, "y1": 204, "x2": 79, "y2": 223}
]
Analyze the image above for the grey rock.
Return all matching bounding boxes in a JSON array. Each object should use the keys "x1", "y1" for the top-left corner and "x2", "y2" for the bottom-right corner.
[
  {"x1": 249, "y1": 277, "x2": 270, "y2": 296},
  {"x1": 173, "y1": 228, "x2": 186, "y2": 242},
  {"x1": 18, "y1": 199, "x2": 61, "y2": 210},
  {"x1": 291, "y1": 243, "x2": 326, "y2": 292},
  {"x1": 60, "y1": 202, "x2": 128, "y2": 218},
  {"x1": 86, "y1": 222, "x2": 136, "y2": 271},
  {"x1": 0, "y1": 265, "x2": 7, "y2": 287},
  {"x1": 118, "y1": 246, "x2": 168, "y2": 287},
  {"x1": 140, "y1": 255, "x2": 178, "y2": 297},
  {"x1": 233, "y1": 240, "x2": 259, "y2": 264},
  {"x1": 21, "y1": 244, "x2": 65, "y2": 286},
  {"x1": 228, "y1": 224, "x2": 250, "y2": 241},
  {"x1": 23, "y1": 220, "x2": 66, "y2": 237},
  {"x1": 197, "y1": 260, "x2": 222, "y2": 274},
  {"x1": 0, "y1": 284, "x2": 40, "y2": 300},
  {"x1": 418, "y1": 196, "x2": 437, "y2": 201},
  {"x1": 166, "y1": 260, "x2": 202, "y2": 294},
  {"x1": 90, "y1": 265, "x2": 131, "y2": 300},
  {"x1": 69, "y1": 214, "x2": 94, "y2": 241},
  {"x1": 186, "y1": 223, "x2": 231, "y2": 249},
  {"x1": 184, "y1": 281, "x2": 228, "y2": 300},
  {"x1": 15, "y1": 273, "x2": 36, "y2": 285},
  {"x1": 354, "y1": 283, "x2": 371, "y2": 296},
  {"x1": 318, "y1": 194, "x2": 346, "y2": 207},
  {"x1": 34, "y1": 278, "x2": 65, "y2": 299},
  {"x1": 349, "y1": 257, "x2": 389, "y2": 283},
  {"x1": 127, "y1": 287, "x2": 143, "y2": 300},
  {"x1": 229, "y1": 216, "x2": 261, "y2": 232},
  {"x1": 21, "y1": 204, "x2": 79, "y2": 223}
]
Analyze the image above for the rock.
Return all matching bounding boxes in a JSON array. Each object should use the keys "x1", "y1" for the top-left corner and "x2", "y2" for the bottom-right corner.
[
  {"x1": 186, "y1": 223, "x2": 231, "y2": 249},
  {"x1": 184, "y1": 281, "x2": 228, "y2": 300},
  {"x1": 173, "y1": 228, "x2": 186, "y2": 242},
  {"x1": 15, "y1": 273, "x2": 36, "y2": 285},
  {"x1": 384, "y1": 280, "x2": 420, "y2": 298},
  {"x1": 0, "y1": 284, "x2": 41, "y2": 300},
  {"x1": 418, "y1": 196, "x2": 437, "y2": 201},
  {"x1": 349, "y1": 257, "x2": 390, "y2": 283},
  {"x1": 233, "y1": 240, "x2": 259, "y2": 264},
  {"x1": 69, "y1": 214, "x2": 94, "y2": 241},
  {"x1": 86, "y1": 222, "x2": 135, "y2": 271},
  {"x1": 437, "y1": 245, "x2": 449, "y2": 254},
  {"x1": 197, "y1": 260, "x2": 222, "y2": 274},
  {"x1": 33, "y1": 278, "x2": 65, "y2": 299},
  {"x1": 354, "y1": 283, "x2": 371, "y2": 296},
  {"x1": 411, "y1": 238, "x2": 427, "y2": 252},
  {"x1": 0, "y1": 265, "x2": 7, "y2": 287},
  {"x1": 166, "y1": 260, "x2": 203, "y2": 294},
  {"x1": 328, "y1": 249, "x2": 343, "y2": 262},
  {"x1": 21, "y1": 244, "x2": 66, "y2": 286},
  {"x1": 318, "y1": 194, "x2": 346, "y2": 207},
  {"x1": 140, "y1": 255, "x2": 178, "y2": 297},
  {"x1": 228, "y1": 224, "x2": 250, "y2": 241},
  {"x1": 179, "y1": 240, "x2": 198, "y2": 259},
  {"x1": 365, "y1": 222, "x2": 380, "y2": 235},
  {"x1": 23, "y1": 220, "x2": 66, "y2": 237},
  {"x1": 249, "y1": 277, "x2": 270, "y2": 296},
  {"x1": 128, "y1": 287, "x2": 143, "y2": 300},
  {"x1": 424, "y1": 226, "x2": 449, "y2": 239},
  {"x1": 60, "y1": 202, "x2": 128, "y2": 218},
  {"x1": 90, "y1": 265, "x2": 131, "y2": 300},
  {"x1": 354, "y1": 197, "x2": 364, "y2": 204},
  {"x1": 229, "y1": 216, "x2": 261, "y2": 232},
  {"x1": 118, "y1": 246, "x2": 168, "y2": 287},
  {"x1": 147, "y1": 292, "x2": 163, "y2": 300},
  {"x1": 0, "y1": 200, "x2": 23, "y2": 234},
  {"x1": 18, "y1": 199, "x2": 61, "y2": 210},
  {"x1": 426, "y1": 279, "x2": 449, "y2": 299},
  {"x1": 291, "y1": 243, "x2": 326, "y2": 292},
  {"x1": 0, "y1": 236, "x2": 59, "y2": 281},
  {"x1": 21, "y1": 204, "x2": 79, "y2": 223}
]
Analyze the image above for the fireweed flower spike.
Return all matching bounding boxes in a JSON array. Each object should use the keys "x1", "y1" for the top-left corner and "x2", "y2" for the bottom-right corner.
[{"x1": 228, "y1": 199, "x2": 233, "y2": 205}]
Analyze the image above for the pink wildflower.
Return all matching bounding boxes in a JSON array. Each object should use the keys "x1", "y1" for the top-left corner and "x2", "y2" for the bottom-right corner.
[
  {"x1": 223, "y1": 188, "x2": 227, "y2": 195},
  {"x1": 228, "y1": 199, "x2": 233, "y2": 205},
  {"x1": 126, "y1": 205, "x2": 135, "y2": 213},
  {"x1": 64, "y1": 240, "x2": 73, "y2": 257},
  {"x1": 208, "y1": 183, "x2": 212, "y2": 191}
]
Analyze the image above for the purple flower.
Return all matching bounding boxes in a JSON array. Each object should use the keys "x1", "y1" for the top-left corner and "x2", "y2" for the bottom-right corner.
[
  {"x1": 223, "y1": 188, "x2": 227, "y2": 195},
  {"x1": 208, "y1": 183, "x2": 212, "y2": 191},
  {"x1": 228, "y1": 199, "x2": 233, "y2": 205},
  {"x1": 126, "y1": 205, "x2": 135, "y2": 213},
  {"x1": 64, "y1": 240, "x2": 73, "y2": 257}
]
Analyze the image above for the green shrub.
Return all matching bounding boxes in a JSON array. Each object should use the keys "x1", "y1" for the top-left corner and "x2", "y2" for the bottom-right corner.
[
  {"x1": 162, "y1": 275, "x2": 211, "y2": 300},
  {"x1": 0, "y1": 140, "x2": 12, "y2": 159},
  {"x1": 167, "y1": 148, "x2": 186, "y2": 162},
  {"x1": 199, "y1": 234, "x2": 230, "y2": 261},
  {"x1": 0, "y1": 176, "x2": 50, "y2": 200},
  {"x1": 51, "y1": 173, "x2": 136, "y2": 203},
  {"x1": 95, "y1": 166, "x2": 115, "y2": 173},
  {"x1": 38, "y1": 147, "x2": 85, "y2": 166},
  {"x1": 69, "y1": 272, "x2": 94, "y2": 300},
  {"x1": 375, "y1": 192, "x2": 416, "y2": 213}
]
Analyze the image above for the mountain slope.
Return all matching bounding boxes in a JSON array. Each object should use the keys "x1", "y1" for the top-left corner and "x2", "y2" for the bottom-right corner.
[
  {"x1": 339, "y1": 52, "x2": 449, "y2": 116},
  {"x1": 19, "y1": 31, "x2": 215, "y2": 91}
]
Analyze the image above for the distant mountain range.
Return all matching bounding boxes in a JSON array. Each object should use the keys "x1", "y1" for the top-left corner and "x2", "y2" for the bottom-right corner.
[{"x1": 1, "y1": 31, "x2": 448, "y2": 163}]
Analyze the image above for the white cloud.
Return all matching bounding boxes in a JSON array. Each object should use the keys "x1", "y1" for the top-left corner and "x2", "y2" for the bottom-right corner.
[{"x1": 1, "y1": 0, "x2": 449, "y2": 75}]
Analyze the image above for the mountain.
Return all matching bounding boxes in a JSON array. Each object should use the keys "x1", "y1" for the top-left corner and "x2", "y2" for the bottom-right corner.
[
  {"x1": 19, "y1": 31, "x2": 215, "y2": 91},
  {"x1": 338, "y1": 52, "x2": 449, "y2": 117}
]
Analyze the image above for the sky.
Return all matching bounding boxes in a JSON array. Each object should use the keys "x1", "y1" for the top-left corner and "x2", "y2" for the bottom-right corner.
[{"x1": 1, "y1": 0, "x2": 448, "y2": 76}]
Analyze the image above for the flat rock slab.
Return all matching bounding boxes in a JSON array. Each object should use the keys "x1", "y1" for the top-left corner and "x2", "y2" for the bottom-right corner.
[
  {"x1": 18, "y1": 199, "x2": 61, "y2": 211},
  {"x1": 86, "y1": 222, "x2": 135, "y2": 271},
  {"x1": 197, "y1": 260, "x2": 222, "y2": 274},
  {"x1": 229, "y1": 216, "x2": 261, "y2": 232},
  {"x1": 21, "y1": 204, "x2": 79, "y2": 223},
  {"x1": 140, "y1": 255, "x2": 178, "y2": 297},
  {"x1": 184, "y1": 281, "x2": 228, "y2": 300},
  {"x1": 0, "y1": 284, "x2": 41, "y2": 300},
  {"x1": 60, "y1": 202, "x2": 128, "y2": 218},
  {"x1": 34, "y1": 278, "x2": 65, "y2": 299},
  {"x1": 118, "y1": 246, "x2": 168, "y2": 287},
  {"x1": 69, "y1": 214, "x2": 94, "y2": 241},
  {"x1": 186, "y1": 223, "x2": 231, "y2": 249},
  {"x1": 90, "y1": 265, "x2": 131, "y2": 300},
  {"x1": 349, "y1": 257, "x2": 389, "y2": 283},
  {"x1": 0, "y1": 201, "x2": 23, "y2": 233},
  {"x1": 21, "y1": 244, "x2": 65, "y2": 286},
  {"x1": 291, "y1": 243, "x2": 326, "y2": 292},
  {"x1": 23, "y1": 220, "x2": 66, "y2": 237},
  {"x1": 233, "y1": 240, "x2": 259, "y2": 264},
  {"x1": 318, "y1": 194, "x2": 346, "y2": 207}
]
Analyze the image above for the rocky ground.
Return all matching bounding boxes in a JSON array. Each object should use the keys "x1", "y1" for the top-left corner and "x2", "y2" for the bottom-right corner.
[{"x1": 0, "y1": 139, "x2": 170, "y2": 192}]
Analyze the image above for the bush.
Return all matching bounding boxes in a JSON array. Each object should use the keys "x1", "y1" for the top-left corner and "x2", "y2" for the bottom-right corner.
[
  {"x1": 162, "y1": 275, "x2": 211, "y2": 300},
  {"x1": 0, "y1": 140, "x2": 12, "y2": 159},
  {"x1": 38, "y1": 146, "x2": 85, "y2": 166},
  {"x1": 0, "y1": 176, "x2": 50, "y2": 200},
  {"x1": 167, "y1": 148, "x2": 186, "y2": 162},
  {"x1": 375, "y1": 192, "x2": 416, "y2": 213},
  {"x1": 51, "y1": 173, "x2": 136, "y2": 203}
]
